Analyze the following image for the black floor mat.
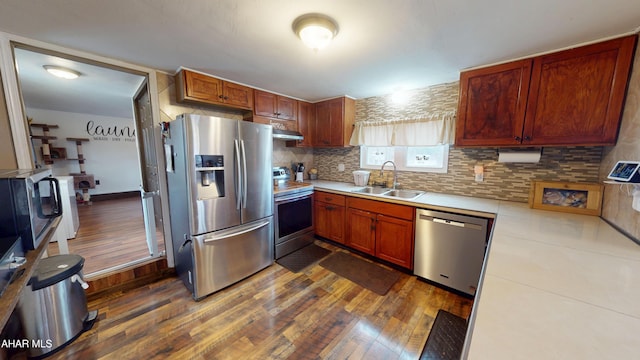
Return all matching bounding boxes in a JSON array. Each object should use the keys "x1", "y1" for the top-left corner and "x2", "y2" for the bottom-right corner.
[
  {"x1": 420, "y1": 310, "x2": 468, "y2": 360},
  {"x1": 319, "y1": 251, "x2": 400, "y2": 296},
  {"x1": 276, "y1": 243, "x2": 332, "y2": 273}
]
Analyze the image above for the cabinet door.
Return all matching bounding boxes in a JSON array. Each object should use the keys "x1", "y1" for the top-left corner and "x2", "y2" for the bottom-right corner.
[
  {"x1": 223, "y1": 82, "x2": 253, "y2": 109},
  {"x1": 523, "y1": 35, "x2": 637, "y2": 146},
  {"x1": 288, "y1": 101, "x2": 314, "y2": 147},
  {"x1": 314, "y1": 202, "x2": 330, "y2": 239},
  {"x1": 456, "y1": 60, "x2": 532, "y2": 146},
  {"x1": 184, "y1": 70, "x2": 223, "y2": 103},
  {"x1": 314, "y1": 202, "x2": 344, "y2": 243},
  {"x1": 315, "y1": 97, "x2": 347, "y2": 147},
  {"x1": 346, "y1": 208, "x2": 376, "y2": 255},
  {"x1": 276, "y1": 96, "x2": 297, "y2": 121},
  {"x1": 328, "y1": 98, "x2": 345, "y2": 146},
  {"x1": 315, "y1": 101, "x2": 332, "y2": 146},
  {"x1": 328, "y1": 205, "x2": 345, "y2": 243},
  {"x1": 375, "y1": 215, "x2": 413, "y2": 269},
  {"x1": 254, "y1": 90, "x2": 277, "y2": 117}
]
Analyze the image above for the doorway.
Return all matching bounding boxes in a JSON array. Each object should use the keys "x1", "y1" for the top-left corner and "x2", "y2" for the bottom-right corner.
[{"x1": 12, "y1": 44, "x2": 166, "y2": 277}]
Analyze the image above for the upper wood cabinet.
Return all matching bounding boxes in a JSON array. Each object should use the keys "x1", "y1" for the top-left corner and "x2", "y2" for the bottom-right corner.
[
  {"x1": 456, "y1": 35, "x2": 637, "y2": 147},
  {"x1": 287, "y1": 101, "x2": 315, "y2": 147},
  {"x1": 175, "y1": 69, "x2": 253, "y2": 110},
  {"x1": 314, "y1": 97, "x2": 355, "y2": 147},
  {"x1": 253, "y1": 90, "x2": 298, "y2": 121},
  {"x1": 456, "y1": 60, "x2": 532, "y2": 146}
]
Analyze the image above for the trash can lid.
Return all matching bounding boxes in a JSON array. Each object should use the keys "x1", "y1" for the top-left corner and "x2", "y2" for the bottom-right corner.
[{"x1": 30, "y1": 254, "x2": 85, "y2": 290}]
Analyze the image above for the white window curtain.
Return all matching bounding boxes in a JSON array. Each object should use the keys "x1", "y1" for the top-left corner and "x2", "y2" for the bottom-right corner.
[{"x1": 349, "y1": 112, "x2": 456, "y2": 146}]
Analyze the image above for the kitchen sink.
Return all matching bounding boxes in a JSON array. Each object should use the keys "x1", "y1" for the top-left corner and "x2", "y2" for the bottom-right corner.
[
  {"x1": 382, "y1": 189, "x2": 425, "y2": 199},
  {"x1": 351, "y1": 187, "x2": 425, "y2": 200},
  {"x1": 351, "y1": 186, "x2": 391, "y2": 195}
]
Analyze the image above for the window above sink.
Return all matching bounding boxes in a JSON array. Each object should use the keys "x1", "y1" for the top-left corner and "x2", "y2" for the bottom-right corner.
[{"x1": 359, "y1": 145, "x2": 449, "y2": 174}]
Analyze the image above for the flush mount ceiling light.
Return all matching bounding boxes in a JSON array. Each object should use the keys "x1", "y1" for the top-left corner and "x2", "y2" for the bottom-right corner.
[
  {"x1": 292, "y1": 13, "x2": 339, "y2": 51},
  {"x1": 43, "y1": 65, "x2": 80, "y2": 79}
]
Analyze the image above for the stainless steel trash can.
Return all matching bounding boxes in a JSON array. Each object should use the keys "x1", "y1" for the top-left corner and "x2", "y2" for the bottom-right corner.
[{"x1": 17, "y1": 254, "x2": 97, "y2": 358}]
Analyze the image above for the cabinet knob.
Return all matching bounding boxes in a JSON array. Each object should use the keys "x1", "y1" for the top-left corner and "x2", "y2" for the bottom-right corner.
[
  {"x1": 523, "y1": 135, "x2": 531, "y2": 141},
  {"x1": 224, "y1": 96, "x2": 228, "y2": 100},
  {"x1": 218, "y1": 95, "x2": 224, "y2": 99},
  {"x1": 514, "y1": 136, "x2": 522, "y2": 142}
]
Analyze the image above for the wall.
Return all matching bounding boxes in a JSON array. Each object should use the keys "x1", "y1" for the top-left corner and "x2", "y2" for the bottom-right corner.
[
  {"x1": 0, "y1": 72, "x2": 17, "y2": 169},
  {"x1": 314, "y1": 82, "x2": 602, "y2": 203},
  {"x1": 156, "y1": 72, "x2": 314, "y2": 171},
  {"x1": 26, "y1": 108, "x2": 140, "y2": 195},
  {"x1": 600, "y1": 41, "x2": 640, "y2": 241}
]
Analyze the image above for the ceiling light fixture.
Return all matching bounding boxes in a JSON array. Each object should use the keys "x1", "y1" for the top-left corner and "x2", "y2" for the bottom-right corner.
[
  {"x1": 292, "y1": 13, "x2": 339, "y2": 51},
  {"x1": 43, "y1": 65, "x2": 80, "y2": 79}
]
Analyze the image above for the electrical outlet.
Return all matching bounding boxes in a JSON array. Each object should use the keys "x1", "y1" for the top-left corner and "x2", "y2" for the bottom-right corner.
[
  {"x1": 338, "y1": 164, "x2": 345, "y2": 172},
  {"x1": 95, "y1": 179, "x2": 100, "y2": 185}
]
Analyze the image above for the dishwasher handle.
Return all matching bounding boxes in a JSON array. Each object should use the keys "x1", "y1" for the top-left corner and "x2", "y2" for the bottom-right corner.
[{"x1": 418, "y1": 214, "x2": 483, "y2": 230}]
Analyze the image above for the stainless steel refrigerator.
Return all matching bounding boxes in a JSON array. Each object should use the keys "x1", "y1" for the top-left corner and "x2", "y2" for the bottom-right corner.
[{"x1": 165, "y1": 114, "x2": 273, "y2": 300}]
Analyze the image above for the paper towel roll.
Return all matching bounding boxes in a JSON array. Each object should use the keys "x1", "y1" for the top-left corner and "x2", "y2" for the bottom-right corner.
[{"x1": 498, "y1": 150, "x2": 541, "y2": 163}]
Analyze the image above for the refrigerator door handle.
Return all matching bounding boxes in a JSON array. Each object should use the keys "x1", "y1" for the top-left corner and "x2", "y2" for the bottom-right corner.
[
  {"x1": 203, "y1": 219, "x2": 270, "y2": 243},
  {"x1": 240, "y1": 140, "x2": 248, "y2": 209},
  {"x1": 234, "y1": 139, "x2": 242, "y2": 210}
]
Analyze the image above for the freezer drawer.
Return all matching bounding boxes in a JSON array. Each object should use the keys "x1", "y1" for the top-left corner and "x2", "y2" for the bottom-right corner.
[
  {"x1": 191, "y1": 217, "x2": 274, "y2": 300},
  {"x1": 414, "y1": 209, "x2": 488, "y2": 296}
]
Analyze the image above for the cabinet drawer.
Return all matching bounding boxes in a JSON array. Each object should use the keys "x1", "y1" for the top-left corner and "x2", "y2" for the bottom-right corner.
[
  {"x1": 347, "y1": 197, "x2": 414, "y2": 221},
  {"x1": 314, "y1": 191, "x2": 346, "y2": 206}
]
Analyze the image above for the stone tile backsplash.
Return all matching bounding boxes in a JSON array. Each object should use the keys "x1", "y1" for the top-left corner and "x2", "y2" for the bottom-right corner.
[{"x1": 314, "y1": 146, "x2": 602, "y2": 203}]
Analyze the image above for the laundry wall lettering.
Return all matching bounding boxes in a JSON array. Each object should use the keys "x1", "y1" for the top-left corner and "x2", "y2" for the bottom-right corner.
[{"x1": 85, "y1": 120, "x2": 136, "y2": 142}]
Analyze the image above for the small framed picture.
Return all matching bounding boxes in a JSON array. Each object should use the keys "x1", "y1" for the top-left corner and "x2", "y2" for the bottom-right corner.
[{"x1": 529, "y1": 181, "x2": 603, "y2": 216}]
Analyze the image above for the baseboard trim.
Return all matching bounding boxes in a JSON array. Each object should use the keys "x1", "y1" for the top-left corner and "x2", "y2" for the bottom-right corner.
[
  {"x1": 86, "y1": 258, "x2": 175, "y2": 301},
  {"x1": 89, "y1": 191, "x2": 139, "y2": 202}
]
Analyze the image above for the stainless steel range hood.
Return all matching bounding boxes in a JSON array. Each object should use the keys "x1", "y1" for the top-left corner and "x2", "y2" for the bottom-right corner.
[{"x1": 272, "y1": 128, "x2": 304, "y2": 141}]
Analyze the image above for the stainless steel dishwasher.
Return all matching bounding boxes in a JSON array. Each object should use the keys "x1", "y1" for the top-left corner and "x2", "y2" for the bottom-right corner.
[{"x1": 414, "y1": 208, "x2": 489, "y2": 296}]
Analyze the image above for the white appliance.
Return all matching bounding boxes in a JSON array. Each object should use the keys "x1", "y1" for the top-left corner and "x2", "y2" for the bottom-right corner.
[{"x1": 55, "y1": 176, "x2": 79, "y2": 240}]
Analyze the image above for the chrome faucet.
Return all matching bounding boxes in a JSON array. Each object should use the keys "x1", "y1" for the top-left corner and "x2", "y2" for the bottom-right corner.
[{"x1": 379, "y1": 160, "x2": 398, "y2": 189}]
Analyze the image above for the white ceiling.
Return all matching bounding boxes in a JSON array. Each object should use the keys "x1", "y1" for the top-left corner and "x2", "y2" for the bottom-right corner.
[
  {"x1": 14, "y1": 48, "x2": 145, "y2": 119},
  {"x1": 1, "y1": 0, "x2": 639, "y2": 118}
]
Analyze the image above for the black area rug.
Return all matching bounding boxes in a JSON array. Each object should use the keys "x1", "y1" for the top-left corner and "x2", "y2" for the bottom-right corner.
[
  {"x1": 276, "y1": 243, "x2": 332, "y2": 273},
  {"x1": 319, "y1": 251, "x2": 400, "y2": 295},
  {"x1": 420, "y1": 310, "x2": 468, "y2": 360}
]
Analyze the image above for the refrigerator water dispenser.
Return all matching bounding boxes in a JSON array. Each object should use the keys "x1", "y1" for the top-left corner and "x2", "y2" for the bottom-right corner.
[{"x1": 195, "y1": 155, "x2": 225, "y2": 198}]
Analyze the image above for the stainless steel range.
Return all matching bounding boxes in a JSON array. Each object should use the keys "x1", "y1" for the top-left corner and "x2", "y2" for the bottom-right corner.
[{"x1": 273, "y1": 166, "x2": 314, "y2": 259}]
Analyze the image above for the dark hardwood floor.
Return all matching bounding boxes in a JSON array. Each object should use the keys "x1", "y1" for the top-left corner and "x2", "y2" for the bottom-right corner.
[
  {"x1": 38, "y1": 241, "x2": 473, "y2": 360},
  {"x1": 47, "y1": 196, "x2": 165, "y2": 276}
]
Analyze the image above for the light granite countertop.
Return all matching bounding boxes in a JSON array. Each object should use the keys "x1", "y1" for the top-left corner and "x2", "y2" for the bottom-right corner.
[{"x1": 309, "y1": 180, "x2": 640, "y2": 360}]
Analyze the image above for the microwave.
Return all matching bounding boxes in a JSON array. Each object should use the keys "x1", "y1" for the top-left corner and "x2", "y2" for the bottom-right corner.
[{"x1": 0, "y1": 168, "x2": 63, "y2": 251}]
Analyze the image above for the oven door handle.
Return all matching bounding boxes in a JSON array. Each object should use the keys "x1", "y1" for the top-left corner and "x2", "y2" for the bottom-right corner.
[{"x1": 275, "y1": 192, "x2": 312, "y2": 203}]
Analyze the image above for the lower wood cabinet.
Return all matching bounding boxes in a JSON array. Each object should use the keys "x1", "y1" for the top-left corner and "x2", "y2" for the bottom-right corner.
[
  {"x1": 314, "y1": 191, "x2": 415, "y2": 269},
  {"x1": 345, "y1": 197, "x2": 415, "y2": 269},
  {"x1": 314, "y1": 191, "x2": 345, "y2": 244},
  {"x1": 375, "y1": 214, "x2": 414, "y2": 268},
  {"x1": 345, "y1": 208, "x2": 376, "y2": 254}
]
